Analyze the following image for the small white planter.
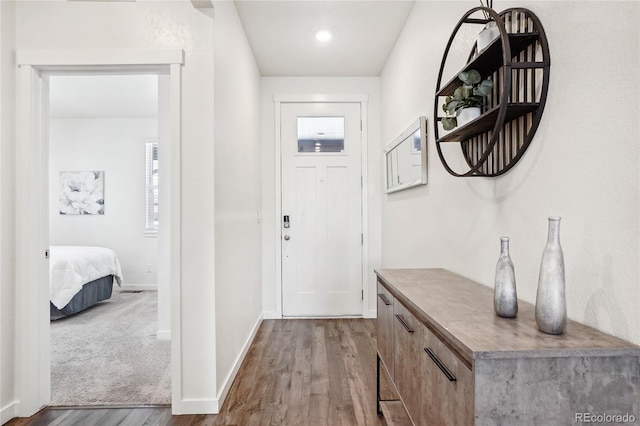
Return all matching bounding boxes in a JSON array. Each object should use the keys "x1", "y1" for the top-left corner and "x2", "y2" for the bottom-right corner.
[
  {"x1": 477, "y1": 21, "x2": 500, "y2": 51},
  {"x1": 457, "y1": 107, "x2": 481, "y2": 127}
]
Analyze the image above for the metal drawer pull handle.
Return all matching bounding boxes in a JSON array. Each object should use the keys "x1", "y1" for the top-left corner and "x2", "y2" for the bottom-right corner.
[
  {"x1": 377, "y1": 293, "x2": 391, "y2": 306},
  {"x1": 425, "y1": 347, "x2": 457, "y2": 382},
  {"x1": 394, "y1": 314, "x2": 413, "y2": 333}
]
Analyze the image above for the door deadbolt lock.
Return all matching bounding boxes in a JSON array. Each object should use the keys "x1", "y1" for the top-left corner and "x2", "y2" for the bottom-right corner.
[{"x1": 283, "y1": 215, "x2": 290, "y2": 228}]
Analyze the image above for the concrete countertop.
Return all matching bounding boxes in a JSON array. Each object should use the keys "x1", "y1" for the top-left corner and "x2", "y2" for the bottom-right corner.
[{"x1": 375, "y1": 268, "x2": 640, "y2": 365}]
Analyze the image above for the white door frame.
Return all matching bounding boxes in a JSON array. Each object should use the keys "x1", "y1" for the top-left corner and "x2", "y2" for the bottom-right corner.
[
  {"x1": 273, "y1": 94, "x2": 369, "y2": 318},
  {"x1": 15, "y1": 49, "x2": 184, "y2": 416}
]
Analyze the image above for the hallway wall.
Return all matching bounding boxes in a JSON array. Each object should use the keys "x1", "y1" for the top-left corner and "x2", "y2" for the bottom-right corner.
[
  {"x1": 213, "y1": 0, "x2": 263, "y2": 406},
  {"x1": 0, "y1": 0, "x2": 16, "y2": 423}
]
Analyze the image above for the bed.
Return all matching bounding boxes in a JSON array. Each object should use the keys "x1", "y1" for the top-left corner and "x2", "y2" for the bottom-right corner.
[{"x1": 50, "y1": 246, "x2": 123, "y2": 320}]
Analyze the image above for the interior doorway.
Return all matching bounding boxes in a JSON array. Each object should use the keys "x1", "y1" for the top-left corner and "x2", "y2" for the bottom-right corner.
[
  {"x1": 15, "y1": 51, "x2": 183, "y2": 416},
  {"x1": 47, "y1": 73, "x2": 169, "y2": 405}
]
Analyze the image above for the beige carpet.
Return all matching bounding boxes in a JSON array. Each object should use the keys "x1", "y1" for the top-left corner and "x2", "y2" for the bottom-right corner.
[{"x1": 50, "y1": 287, "x2": 171, "y2": 406}]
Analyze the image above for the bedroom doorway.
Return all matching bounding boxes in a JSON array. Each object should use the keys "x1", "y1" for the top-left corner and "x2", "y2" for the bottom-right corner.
[
  {"x1": 47, "y1": 73, "x2": 170, "y2": 406},
  {"x1": 15, "y1": 51, "x2": 184, "y2": 416}
]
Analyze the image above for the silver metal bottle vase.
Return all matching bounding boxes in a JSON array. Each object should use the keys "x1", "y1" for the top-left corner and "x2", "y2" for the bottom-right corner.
[
  {"x1": 494, "y1": 237, "x2": 518, "y2": 318},
  {"x1": 535, "y1": 217, "x2": 567, "y2": 334}
]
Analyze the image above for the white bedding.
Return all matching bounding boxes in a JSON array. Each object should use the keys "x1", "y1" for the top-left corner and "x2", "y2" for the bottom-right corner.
[{"x1": 50, "y1": 246, "x2": 123, "y2": 309}]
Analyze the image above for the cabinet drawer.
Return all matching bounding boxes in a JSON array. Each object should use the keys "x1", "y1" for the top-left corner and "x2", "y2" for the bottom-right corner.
[
  {"x1": 393, "y1": 301, "x2": 423, "y2": 425},
  {"x1": 376, "y1": 281, "x2": 394, "y2": 378},
  {"x1": 421, "y1": 326, "x2": 474, "y2": 426}
]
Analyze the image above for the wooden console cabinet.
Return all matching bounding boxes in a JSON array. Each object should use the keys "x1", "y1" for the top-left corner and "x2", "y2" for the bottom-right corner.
[{"x1": 375, "y1": 268, "x2": 640, "y2": 425}]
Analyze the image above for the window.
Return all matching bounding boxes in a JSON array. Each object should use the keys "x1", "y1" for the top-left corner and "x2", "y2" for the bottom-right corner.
[
  {"x1": 145, "y1": 142, "x2": 158, "y2": 235},
  {"x1": 297, "y1": 116, "x2": 345, "y2": 153}
]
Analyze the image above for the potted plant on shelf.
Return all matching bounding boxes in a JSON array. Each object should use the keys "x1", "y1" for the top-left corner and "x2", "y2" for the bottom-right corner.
[{"x1": 441, "y1": 69, "x2": 493, "y2": 131}]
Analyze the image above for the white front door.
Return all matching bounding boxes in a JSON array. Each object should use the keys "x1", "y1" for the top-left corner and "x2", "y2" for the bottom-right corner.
[{"x1": 281, "y1": 102, "x2": 363, "y2": 317}]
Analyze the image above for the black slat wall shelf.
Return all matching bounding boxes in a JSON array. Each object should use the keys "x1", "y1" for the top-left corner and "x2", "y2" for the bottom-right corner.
[{"x1": 433, "y1": 7, "x2": 550, "y2": 177}]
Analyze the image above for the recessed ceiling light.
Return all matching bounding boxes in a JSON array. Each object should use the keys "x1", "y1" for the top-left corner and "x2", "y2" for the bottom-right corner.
[{"x1": 315, "y1": 30, "x2": 332, "y2": 42}]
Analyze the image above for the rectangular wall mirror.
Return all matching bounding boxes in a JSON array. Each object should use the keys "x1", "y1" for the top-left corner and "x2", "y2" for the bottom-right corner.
[{"x1": 384, "y1": 116, "x2": 428, "y2": 193}]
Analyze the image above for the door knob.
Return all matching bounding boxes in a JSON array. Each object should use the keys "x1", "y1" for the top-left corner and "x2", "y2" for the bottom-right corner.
[{"x1": 284, "y1": 235, "x2": 290, "y2": 241}]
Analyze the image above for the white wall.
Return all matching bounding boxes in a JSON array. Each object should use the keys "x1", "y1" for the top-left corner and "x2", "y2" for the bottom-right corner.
[
  {"x1": 13, "y1": 0, "x2": 216, "y2": 414},
  {"x1": 49, "y1": 117, "x2": 159, "y2": 286},
  {"x1": 380, "y1": 1, "x2": 640, "y2": 345},
  {"x1": 260, "y1": 77, "x2": 382, "y2": 318},
  {"x1": 0, "y1": 1, "x2": 16, "y2": 423},
  {"x1": 212, "y1": 0, "x2": 263, "y2": 406}
]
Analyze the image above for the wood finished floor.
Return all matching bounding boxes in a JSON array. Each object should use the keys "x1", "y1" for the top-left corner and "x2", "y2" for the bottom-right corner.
[{"x1": 7, "y1": 319, "x2": 394, "y2": 426}]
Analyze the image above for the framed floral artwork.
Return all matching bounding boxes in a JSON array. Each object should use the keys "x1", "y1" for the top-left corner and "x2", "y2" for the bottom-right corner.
[{"x1": 59, "y1": 171, "x2": 105, "y2": 215}]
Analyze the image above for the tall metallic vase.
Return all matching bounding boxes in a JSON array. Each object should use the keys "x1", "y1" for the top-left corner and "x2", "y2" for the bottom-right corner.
[
  {"x1": 494, "y1": 237, "x2": 518, "y2": 318},
  {"x1": 535, "y1": 217, "x2": 567, "y2": 334}
]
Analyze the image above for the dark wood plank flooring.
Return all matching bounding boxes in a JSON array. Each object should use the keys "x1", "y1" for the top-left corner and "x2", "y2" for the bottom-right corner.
[{"x1": 6, "y1": 319, "x2": 392, "y2": 426}]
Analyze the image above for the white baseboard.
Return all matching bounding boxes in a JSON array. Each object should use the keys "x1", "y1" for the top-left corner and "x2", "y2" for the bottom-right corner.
[
  {"x1": 1, "y1": 400, "x2": 17, "y2": 425},
  {"x1": 170, "y1": 314, "x2": 263, "y2": 415},
  {"x1": 120, "y1": 283, "x2": 158, "y2": 291},
  {"x1": 156, "y1": 330, "x2": 171, "y2": 340},
  {"x1": 170, "y1": 398, "x2": 219, "y2": 415},
  {"x1": 215, "y1": 313, "x2": 263, "y2": 412},
  {"x1": 365, "y1": 308, "x2": 377, "y2": 319}
]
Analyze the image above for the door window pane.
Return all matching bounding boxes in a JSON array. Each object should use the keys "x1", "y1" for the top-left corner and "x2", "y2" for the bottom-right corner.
[{"x1": 297, "y1": 116, "x2": 345, "y2": 153}]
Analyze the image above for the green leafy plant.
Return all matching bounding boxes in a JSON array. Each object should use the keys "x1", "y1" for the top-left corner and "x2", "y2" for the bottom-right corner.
[{"x1": 441, "y1": 69, "x2": 494, "y2": 131}]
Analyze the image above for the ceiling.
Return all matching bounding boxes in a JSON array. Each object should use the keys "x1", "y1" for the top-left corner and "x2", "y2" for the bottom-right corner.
[
  {"x1": 234, "y1": 0, "x2": 416, "y2": 76},
  {"x1": 48, "y1": 1, "x2": 416, "y2": 117}
]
